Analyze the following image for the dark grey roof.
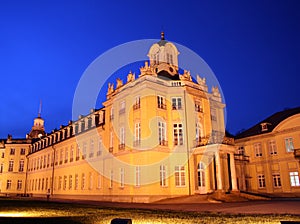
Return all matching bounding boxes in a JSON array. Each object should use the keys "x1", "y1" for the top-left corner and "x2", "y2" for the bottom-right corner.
[{"x1": 235, "y1": 107, "x2": 300, "y2": 139}]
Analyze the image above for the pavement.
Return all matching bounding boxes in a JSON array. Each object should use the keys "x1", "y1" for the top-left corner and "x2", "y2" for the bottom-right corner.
[{"x1": 42, "y1": 197, "x2": 300, "y2": 215}]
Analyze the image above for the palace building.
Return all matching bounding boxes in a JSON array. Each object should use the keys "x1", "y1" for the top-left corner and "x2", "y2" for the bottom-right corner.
[{"x1": 0, "y1": 34, "x2": 299, "y2": 202}]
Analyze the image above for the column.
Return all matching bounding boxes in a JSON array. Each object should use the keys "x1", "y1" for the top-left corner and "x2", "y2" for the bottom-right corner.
[
  {"x1": 215, "y1": 151, "x2": 223, "y2": 190},
  {"x1": 230, "y1": 152, "x2": 238, "y2": 191}
]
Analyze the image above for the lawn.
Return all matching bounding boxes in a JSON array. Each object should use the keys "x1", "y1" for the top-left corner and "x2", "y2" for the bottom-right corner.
[{"x1": 0, "y1": 198, "x2": 299, "y2": 224}]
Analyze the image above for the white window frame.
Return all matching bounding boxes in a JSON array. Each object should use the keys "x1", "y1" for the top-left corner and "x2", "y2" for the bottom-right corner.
[
  {"x1": 160, "y1": 165, "x2": 167, "y2": 187},
  {"x1": 120, "y1": 168, "x2": 125, "y2": 188},
  {"x1": 285, "y1": 137, "x2": 294, "y2": 152},
  {"x1": 290, "y1": 171, "x2": 300, "y2": 187},
  {"x1": 158, "y1": 121, "x2": 167, "y2": 145},
  {"x1": 175, "y1": 165, "x2": 185, "y2": 187},
  {"x1": 254, "y1": 143, "x2": 262, "y2": 157},
  {"x1": 173, "y1": 123, "x2": 183, "y2": 146},
  {"x1": 135, "y1": 166, "x2": 140, "y2": 187},
  {"x1": 269, "y1": 140, "x2": 277, "y2": 155},
  {"x1": 171, "y1": 97, "x2": 182, "y2": 110}
]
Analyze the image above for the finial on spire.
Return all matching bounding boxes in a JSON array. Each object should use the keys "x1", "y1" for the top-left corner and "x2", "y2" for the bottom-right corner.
[
  {"x1": 38, "y1": 100, "x2": 42, "y2": 118},
  {"x1": 161, "y1": 31, "x2": 165, "y2": 40}
]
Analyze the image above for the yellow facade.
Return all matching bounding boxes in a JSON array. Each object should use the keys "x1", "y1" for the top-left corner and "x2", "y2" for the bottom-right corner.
[
  {"x1": 235, "y1": 111, "x2": 300, "y2": 196},
  {"x1": 0, "y1": 136, "x2": 30, "y2": 195}
]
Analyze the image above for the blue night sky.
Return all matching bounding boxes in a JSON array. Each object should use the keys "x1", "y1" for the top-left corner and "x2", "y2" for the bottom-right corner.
[{"x1": 0, "y1": 0, "x2": 299, "y2": 138}]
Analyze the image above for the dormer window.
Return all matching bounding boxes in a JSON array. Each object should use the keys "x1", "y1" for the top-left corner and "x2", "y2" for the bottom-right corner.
[{"x1": 260, "y1": 123, "x2": 269, "y2": 131}]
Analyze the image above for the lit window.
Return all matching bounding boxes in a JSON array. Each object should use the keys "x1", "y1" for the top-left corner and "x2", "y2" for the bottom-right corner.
[
  {"x1": 134, "y1": 122, "x2": 141, "y2": 146},
  {"x1": 160, "y1": 165, "x2": 167, "y2": 187},
  {"x1": 135, "y1": 166, "x2": 140, "y2": 187},
  {"x1": 175, "y1": 165, "x2": 185, "y2": 187},
  {"x1": 158, "y1": 121, "x2": 167, "y2": 146},
  {"x1": 258, "y1": 174, "x2": 265, "y2": 188},
  {"x1": 119, "y1": 127, "x2": 125, "y2": 150},
  {"x1": 285, "y1": 137, "x2": 294, "y2": 152},
  {"x1": 254, "y1": 143, "x2": 262, "y2": 157},
  {"x1": 290, "y1": 172, "x2": 300, "y2": 187},
  {"x1": 173, "y1": 123, "x2": 183, "y2": 146},
  {"x1": 197, "y1": 162, "x2": 205, "y2": 187}
]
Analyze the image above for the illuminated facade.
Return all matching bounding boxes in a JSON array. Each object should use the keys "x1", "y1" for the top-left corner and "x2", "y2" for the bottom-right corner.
[
  {"x1": 235, "y1": 107, "x2": 300, "y2": 196},
  {"x1": 2, "y1": 34, "x2": 299, "y2": 202},
  {"x1": 0, "y1": 34, "x2": 237, "y2": 202}
]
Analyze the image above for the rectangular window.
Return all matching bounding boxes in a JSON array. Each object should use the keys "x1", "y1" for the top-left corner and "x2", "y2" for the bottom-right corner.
[
  {"x1": 81, "y1": 173, "x2": 85, "y2": 190},
  {"x1": 258, "y1": 174, "x2": 265, "y2": 188},
  {"x1": 237, "y1": 146, "x2": 245, "y2": 155},
  {"x1": 254, "y1": 143, "x2": 262, "y2": 157},
  {"x1": 6, "y1": 180, "x2": 12, "y2": 190},
  {"x1": 65, "y1": 147, "x2": 68, "y2": 163},
  {"x1": 88, "y1": 118, "x2": 92, "y2": 129},
  {"x1": 110, "y1": 107, "x2": 114, "y2": 120},
  {"x1": 58, "y1": 176, "x2": 62, "y2": 190},
  {"x1": 133, "y1": 96, "x2": 140, "y2": 110},
  {"x1": 175, "y1": 165, "x2": 185, "y2": 187},
  {"x1": 8, "y1": 160, "x2": 14, "y2": 172},
  {"x1": 285, "y1": 137, "x2": 294, "y2": 152},
  {"x1": 134, "y1": 122, "x2": 141, "y2": 146},
  {"x1": 119, "y1": 127, "x2": 125, "y2": 150},
  {"x1": 76, "y1": 145, "x2": 80, "y2": 161},
  {"x1": 89, "y1": 139, "x2": 94, "y2": 158},
  {"x1": 171, "y1": 97, "x2": 182, "y2": 110},
  {"x1": 120, "y1": 168, "x2": 125, "y2": 188},
  {"x1": 157, "y1": 96, "x2": 166, "y2": 109},
  {"x1": 1, "y1": 152, "x2": 4, "y2": 158},
  {"x1": 158, "y1": 121, "x2": 167, "y2": 146},
  {"x1": 290, "y1": 172, "x2": 300, "y2": 187},
  {"x1": 82, "y1": 142, "x2": 87, "y2": 159},
  {"x1": 119, "y1": 101, "x2": 125, "y2": 114},
  {"x1": 195, "y1": 101, "x2": 203, "y2": 112},
  {"x1": 135, "y1": 166, "x2": 140, "y2": 187},
  {"x1": 269, "y1": 140, "x2": 277, "y2": 155},
  {"x1": 63, "y1": 176, "x2": 67, "y2": 190},
  {"x1": 20, "y1": 148, "x2": 26, "y2": 155},
  {"x1": 160, "y1": 165, "x2": 167, "y2": 187},
  {"x1": 272, "y1": 174, "x2": 281, "y2": 187},
  {"x1": 60, "y1": 149, "x2": 63, "y2": 164},
  {"x1": 173, "y1": 123, "x2": 183, "y2": 146},
  {"x1": 17, "y1": 180, "x2": 22, "y2": 190},
  {"x1": 75, "y1": 174, "x2": 79, "y2": 190},
  {"x1": 211, "y1": 108, "x2": 217, "y2": 122},
  {"x1": 97, "y1": 138, "x2": 102, "y2": 156},
  {"x1": 70, "y1": 146, "x2": 74, "y2": 162},
  {"x1": 69, "y1": 175, "x2": 73, "y2": 190},
  {"x1": 19, "y1": 160, "x2": 24, "y2": 172},
  {"x1": 109, "y1": 131, "x2": 113, "y2": 152},
  {"x1": 10, "y1": 148, "x2": 15, "y2": 155},
  {"x1": 0, "y1": 164, "x2": 3, "y2": 173}
]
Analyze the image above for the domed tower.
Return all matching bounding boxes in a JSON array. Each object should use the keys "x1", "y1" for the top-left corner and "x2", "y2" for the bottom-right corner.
[
  {"x1": 27, "y1": 102, "x2": 46, "y2": 139},
  {"x1": 148, "y1": 32, "x2": 180, "y2": 80}
]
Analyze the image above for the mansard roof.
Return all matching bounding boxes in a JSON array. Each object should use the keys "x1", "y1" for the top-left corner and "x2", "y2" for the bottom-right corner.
[{"x1": 235, "y1": 106, "x2": 300, "y2": 139}]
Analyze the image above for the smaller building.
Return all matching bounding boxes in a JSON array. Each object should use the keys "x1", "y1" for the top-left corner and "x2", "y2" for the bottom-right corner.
[
  {"x1": 235, "y1": 107, "x2": 300, "y2": 196},
  {"x1": 0, "y1": 135, "x2": 31, "y2": 195}
]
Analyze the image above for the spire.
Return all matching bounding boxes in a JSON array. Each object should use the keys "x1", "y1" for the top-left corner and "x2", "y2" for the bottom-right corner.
[
  {"x1": 161, "y1": 31, "x2": 165, "y2": 40},
  {"x1": 38, "y1": 100, "x2": 42, "y2": 118}
]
